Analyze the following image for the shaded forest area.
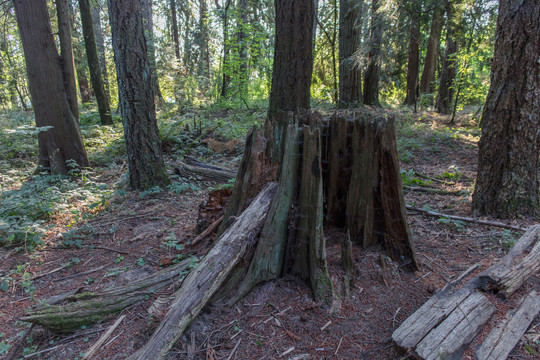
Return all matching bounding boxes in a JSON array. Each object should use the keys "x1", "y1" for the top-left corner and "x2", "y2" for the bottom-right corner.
[{"x1": 0, "y1": 0, "x2": 539, "y2": 359}]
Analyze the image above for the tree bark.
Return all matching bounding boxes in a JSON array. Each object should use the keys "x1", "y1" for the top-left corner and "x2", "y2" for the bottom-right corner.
[
  {"x1": 108, "y1": 0, "x2": 170, "y2": 190},
  {"x1": 338, "y1": 0, "x2": 362, "y2": 107},
  {"x1": 79, "y1": 0, "x2": 113, "y2": 125},
  {"x1": 141, "y1": 0, "x2": 164, "y2": 104},
  {"x1": 435, "y1": 0, "x2": 460, "y2": 114},
  {"x1": 56, "y1": 0, "x2": 79, "y2": 121},
  {"x1": 219, "y1": 0, "x2": 232, "y2": 97},
  {"x1": 13, "y1": 0, "x2": 89, "y2": 174},
  {"x1": 237, "y1": 0, "x2": 249, "y2": 95},
  {"x1": 170, "y1": 0, "x2": 181, "y2": 60},
  {"x1": 363, "y1": 0, "x2": 383, "y2": 106},
  {"x1": 91, "y1": 0, "x2": 110, "y2": 98},
  {"x1": 419, "y1": 5, "x2": 444, "y2": 94},
  {"x1": 472, "y1": 0, "x2": 539, "y2": 217},
  {"x1": 268, "y1": 0, "x2": 314, "y2": 116},
  {"x1": 404, "y1": 13, "x2": 420, "y2": 106}
]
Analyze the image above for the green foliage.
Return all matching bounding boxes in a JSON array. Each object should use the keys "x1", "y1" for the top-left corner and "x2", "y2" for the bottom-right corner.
[
  {"x1": 400, "y1": 169, "x2": 432, "y2": 187},
  {"x1": 0, "y1": 340, "x2": 11, "y2": 356}
]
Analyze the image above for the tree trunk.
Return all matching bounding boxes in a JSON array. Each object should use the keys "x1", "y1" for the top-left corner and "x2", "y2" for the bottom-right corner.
[
  {"x1": 268, "y1": 0, "x2": 314, "y2": 116},
  {"x1": 220, "y1": 0, "x2": 232, "y2": 97},
  {"x1": 198, "y1": 0, "x2": 210, "y2": 79},
  {"x1": 472, "y1": 0, "x2": 539, "y2": 218},
  {"x1": 108, "y1": 0, "x2": 170, "y2": 190},
  {"x1": 435, "y1": 0, "x2": 460, "y2": 114},
  {"x1": 363, "y1": 0, "x2": 383, "y2": 106},
  {"x1": 419, "y1": 5, "x2": 444, "y2": 94},
  {"x1": 13, "y1": 0, "x2": 89, "y2": 174},
  {"x1": 56, "y1": 0, "x2": 79, "y2": 121},
  {"x1": 237, "y1": 0, "x2": 249, "y2": 95},
  {"x1": 141, "y1": 0, "x2": 164, "y2": 104},
  {"x1": 79, "y1": 0, "x2": 113, "y2": 125},
  {"x1": 404, "y1": 13, "x2": 420, "y2": 106},
  {"x1": 170, "y1": 0, "x2": 181, "y2": 60},
  {"x1": 338, "y1": 0, "x2": 362, "y2": 107},
  {"x1": 91, "y1": 0, "x2": 110, "y2": 98}
]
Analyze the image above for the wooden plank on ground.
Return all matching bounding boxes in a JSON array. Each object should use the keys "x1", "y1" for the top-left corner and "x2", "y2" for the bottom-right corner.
[
  {"x1": 415, "y1": 292, "x2": 495, "y2": 360},
  {"x1": 475, "y1": 290, "x2": 540, "y2": 360},
  {"x1": 392, "y1": 288, "x2": 471, "y2": 351}
]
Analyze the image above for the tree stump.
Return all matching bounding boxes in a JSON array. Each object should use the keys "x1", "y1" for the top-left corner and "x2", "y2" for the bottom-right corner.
[{"x1": 220, "y1": 109, "x2": 416, "y2": 303}]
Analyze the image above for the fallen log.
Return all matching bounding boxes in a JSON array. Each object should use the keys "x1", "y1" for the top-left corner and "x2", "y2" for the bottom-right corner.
[
  {"x1": 475, "y1": 290, "x2": 540, "y2": 360},
  {"x1": 475, "y1": 224, "x2": 540, "y2": 298},
  {"x1": 174, "y1": 158, "x2": 235, "y2": 183},
  {"x1": 21, "y1": 258, "x2": 197, "y2": 332},
  {"x1": 128, "y1": 183, "x2": 277, "y2": 360},
  {"x1": 393, "y1": 225, "x2": 540, "y2": 359}
]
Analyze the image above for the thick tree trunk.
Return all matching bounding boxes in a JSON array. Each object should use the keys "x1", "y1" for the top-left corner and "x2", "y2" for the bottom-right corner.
[
  {"x1": 91, "y1": 0, "x2": 110, "y2": 98},
  {"x1": 220, "y1": 0, "x2": 232, "y2": 97},
  {"x1": 56, "y1": 0, "x2": 79, "y2": 121},
  {"x1": 435, "y1": 0, "x2": 459, "y2": 114},
  {"x1": 404, "y1": 14, "x2": 420, "y2": 106},
  {"x1": 268, "y1": 0, "x2": 314, "y2": 116},
  {"x1": 363, "y1": 0, "x2": 383, "y2": 106},
  {"x1": 419, "y1": 6, "x2": 444, "y2": 94},
  {"x1": 141, "y1": 0, "x2": 164, "y2": 104},
  {"x1": 13, "y1": 0, "x2": 89, "y2": 174},
  {"x1": 108, "y1": 0, "x2": 170, "y2": 190},
  {"x1": 237, "y1": 0, "x2": 249, "y2": 94},
  {"x1": 472, "y1": 0, "x2": 539, "y2": 217},
  {"x1": 338, "y1": 0, "x2": 362, "y2": 107},
  {"x1": 79, "y1": 0, "x2": 113, "y2": 125},
  {"x1": 198, "y1": 0, "x2": 210, "y2": 79}
]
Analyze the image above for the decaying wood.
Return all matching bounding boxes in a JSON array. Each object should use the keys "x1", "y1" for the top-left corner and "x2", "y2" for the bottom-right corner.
[
  {"x1": 475, "y1": 224, "x2": 540, "y2": 298},
  {"x1": 191, "y1": 216, "x2": 223, "y2": 245},
  {"x1": 393, "y1": 225, "x2": 540, "y2": 359},
  {"x1": 296, "y1": 125, "x2": 333, "y2": 303},
  {"x1": 174, "y1": 159, "x2": 235, "y2": 183},
  {"x1": 129, "y1": 183, "x2": 277, "y2": 360},
  {"x1": 21, "y1": 258, "x2": 197, "y2": 332},
  {"x1": 415, "y1": 292, "x2": 495, "y2": 360},
  {"x1": 82, "y1": 315, "x2": 126, "y2": 359},
  {"x1": 475, "y1": 290, "x2": 540, "y2": 360},
  {"x1": 346, "y1": 114, "x2": 417, "y2": 269},
  {"x1": 217, "y1": 128, "x2": 268, "y2": 236},
  {"x1": 232, "y1": 124, "x2": 300, "y2": 302},
  {"x1": 406, "y1": 205, "x2": 527, "y2": 232}
]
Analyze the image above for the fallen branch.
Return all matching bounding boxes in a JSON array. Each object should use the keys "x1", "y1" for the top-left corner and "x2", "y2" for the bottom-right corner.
[
  {"x1": 406, "y1": 205, "x2": 527, "y2": 232},
  {"x1": 21, "y1": 258, "x2": 197, "y2": 332},
  {"x1": 405, "y1": 186, "x2": 464, "y2": 196},
  {"x1": 83, "y1": 315, "x2": 126, "y2": 359},
  {"x1": 128, "y1": 183, "x2": 277, "y2": 360},
  {"x1": 191, "y1": 216, "x2": 223, "y2": 245}
]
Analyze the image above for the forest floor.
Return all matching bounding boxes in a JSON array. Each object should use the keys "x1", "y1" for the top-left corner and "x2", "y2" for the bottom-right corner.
[{"x1": 0, "y1": 106, "x2": 538, "y2": 360}]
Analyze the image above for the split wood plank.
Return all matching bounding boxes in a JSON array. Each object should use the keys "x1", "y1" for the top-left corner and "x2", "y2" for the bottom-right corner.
[
  {"x1": 392, "y1": 288, "x2": 471, "y2": 351},
  {"x1": 475, "y1": 290, "x2": 540, "y2": 360},
  {"x1": 82, "y1": 315, "x2": 125, "y2": 359},
  {"x1": 128, "y1": 183, "x2": 277, "y2": 360},
  {"x1": 415, "y1": 292, "x2": 495, "y2": 360}
]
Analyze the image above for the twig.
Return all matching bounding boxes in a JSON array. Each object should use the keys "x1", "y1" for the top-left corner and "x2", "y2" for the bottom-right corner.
[
  {"x1": 53, "y1": 265, "x2": 106, "y2": 282},
  {"x1": 406, "y1": 206, "x2": 527, "y2": 232},
  {"x1": 29, "y1": 263, "x2": 70, "y2": 281},
  {"x1": 439, "y1": 263, "x2": 481, "y2": 295},
  {"x1": 226, "y1": 338, "x2": 242, "y2": 360},
  {"x1": 335, "y1": 337, "x2": 343, "y2": 355},
  {"x1": 82, "y1": 315, "x2": 126, "y2": 359},
  {"x1": 405, "y1": 186, "x2": 464, "y2": 196},
  {"x1": 320, "y1": 320, "x2": 332, "y2": 331},
  {"x1": 191, "y1": 216, "x2": 223, "y2": 245},
  {"x1": 6, "y1": 324, "x2": 34, "y2": 360},
  {"x1": 280, "y1": 346, "x2": 295, "y2": 358},
  {"x1": 88, "y1": 245, "x2": 130, "y2": 255},
  {"x1": 22, "y1": 344, "x2": 62, "y2": 359}
]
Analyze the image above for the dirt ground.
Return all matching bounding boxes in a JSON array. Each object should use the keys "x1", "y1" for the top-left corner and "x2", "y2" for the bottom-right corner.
[{"x1": 1, "y1": 109, "x2": 538, "y2": 360}]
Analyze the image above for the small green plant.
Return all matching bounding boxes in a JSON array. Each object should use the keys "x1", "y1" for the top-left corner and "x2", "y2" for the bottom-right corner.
[
  {"x1": 139, "y1": 186, "x2": 163, "y2": 199},
  {"x1": 136, "y1": 258, "x2": 146, "y2": 267},
  {"x1": 0, "y1": 340, "x2": 11, "y2": 356},
  {"x1": 167, "y1": 182, "x2": 201, "y2": 194},
  {"x1": 114, "y1": 255, "x2": 125, "y2": 263},
  {"x1": 400, "y1": 169, "x2": 433, "y2": 187}
]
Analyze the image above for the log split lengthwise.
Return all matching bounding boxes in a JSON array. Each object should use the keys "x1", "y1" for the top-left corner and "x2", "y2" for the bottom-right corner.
[{"x1": 392, "y1": 224, "x2": 540, "y2": 360}]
